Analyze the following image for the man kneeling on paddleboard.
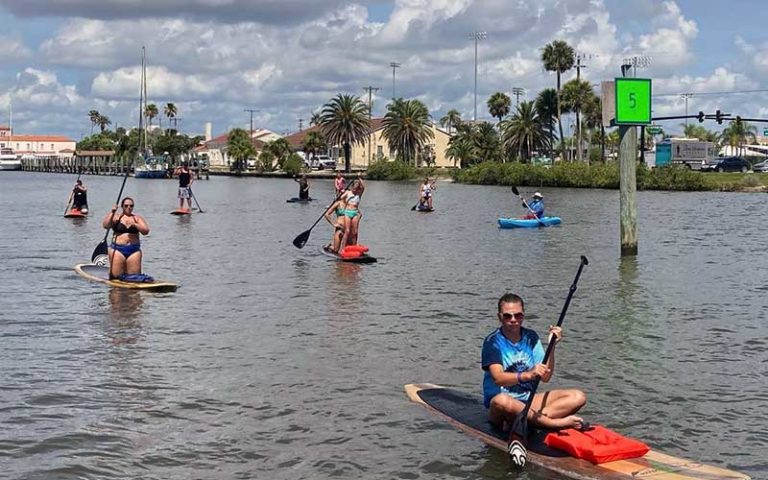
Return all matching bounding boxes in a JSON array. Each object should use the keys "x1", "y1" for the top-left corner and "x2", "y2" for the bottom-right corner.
[{"x1": 482, "y1": 293, "x2": 586, "y2": 432}]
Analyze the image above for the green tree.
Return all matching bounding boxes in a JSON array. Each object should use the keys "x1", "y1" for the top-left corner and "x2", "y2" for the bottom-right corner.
[
  {"x1": 302, "y1": 131, "x2": 327, "y2": 164},
  {"x1": 145, "y1": 103, "x2": 159, "y2": 129},
  {"x1": 310, "y1": 111, "x2": 322, "y2": 127},
  {"x1": 155, "y1": 133, "x2": 203, "y2": 166},
  {"x1": 264, "y1": 138, "x2": 293, "y2": 169},
  {"x1": 446, "y1": 136, "x2": 475, "y2": 167},
  {"x1": 97, "y1": 114, "x2": 111, "y2": 133},
  {"x1": 381, "y1": 98, "x2": 434, "y2": 166},
  {"x1": 77, "y1": 133, "x2": 117, "y2": 151},
  {"x1": 487, "y1": 92, "x2": 511, "y2": 125},
  {"x1": 472, "y1": 122, "x2": 502, "y2": 163},
  {"x1": 500, "y1": 101, "x2": 548, "y2": 162},
  {"x1": 164, "y1": 103, "x2": 178, "y2": 132},
  {"x1": 258, "y1": 150, "x2": 276, "y2": 172},
  {"x1": 319, "y1": 93, "x2": 370, "y2": 173},
  {"x1": 535, "y1": 88, "x2": 558, "y2": 159},
  {"x1": 226, "y1": 128, "x2": 256, "y2": 173},
  {"x1": 283, "y1": 153, "x2": 305, "y2": 176},
  {"x1": 541, "y1": 40, "x2": 575, "y2": 160},
  {"x1": 721, "y1": 118, "x2": 757, "y2": 157},
  {"x1": 440, "y1": 109, "x2": 462, "y2": 135},
  {"x1": 681, "y1": 124, "x2": 720, "y2": 143},
  {"x1": 88, "y1": 109, "x2": 100, "y2": 134},
  {"x1": 561, "y1": 79, "x2": 596, "y2": 162}
]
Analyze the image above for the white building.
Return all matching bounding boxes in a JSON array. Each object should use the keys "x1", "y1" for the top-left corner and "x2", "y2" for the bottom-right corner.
[{"x1": 0, "y1": 125, "x2": 76, "y2": 158}]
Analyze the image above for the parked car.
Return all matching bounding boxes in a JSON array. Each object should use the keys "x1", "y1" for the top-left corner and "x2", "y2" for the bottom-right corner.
[
  {"x1": 752, "y1": 160, "x2": 768, "y2": 173},
  {"x1": 700, "y1": 156, "x2": 750, "y2": 173},
  {"x1": 307, "y1": 155, "x2": 336, "y2": 170}
]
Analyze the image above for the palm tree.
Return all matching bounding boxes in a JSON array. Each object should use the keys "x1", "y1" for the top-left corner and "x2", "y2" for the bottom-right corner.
[
  {"x1": 164, "y1": 103, "x2": 178, "y2": 132},
  {"x1": 541, "y1": 40, "x2": 575, "y2": 160},
  {"x1": 440, "y1": 109, "x2": 462, "y2": 135},
  {"x1": 500, "y1": 101, "x2": 548, "y2": 162},
  {"x1": 487, "y1": 92, "x2": 511, "y2": 126},
  {"x1": 581, "y1": 95, "x2": 604, "y2": 161},
  {"x1": 145, "y1": 103, "x2": 159, "y2": 129},
  {"x1": 381, "y1": 98, "x2": 434, "y2": 166},
  {"x1": 535, "y1": 89, "x2": 558, "y2": 160},
  {"x1": 88, "y1": 110, "x2": 100, "y2": 134},
  {"x1": 722, "y1": 118, "x2": 757, "y2": 157},
  {"x1": 227, "y1": 127, "x2": 256, "y2": 173},
  {"x1": 302, "y1": 131, "x2": 327, "y2": 164},
  {"x1": 472, "y1": 122, "x2": 502, "y2": 163},
  {"x1": 319, "y1": 94, "x2": 370, "y2": 173},
  {"x1": 561, "y1": 79, "x2": 596, "y2": 162},
  {"x1": 265, "y1": 138, "x2": 293, "y2": 169},
  {"x1": 310, "y1": 111, "x2": 322, "y2": 127},
  {"x1": 97, "y1": 114, "x2": 112, "y2": 133},
  {"x1": 446, "y1": 137, "x2": 475, "y2": 167}
]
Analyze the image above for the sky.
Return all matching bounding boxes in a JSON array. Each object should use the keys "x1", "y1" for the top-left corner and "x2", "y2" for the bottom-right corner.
[{"x1": 0, "y1": 0, "x2": 767, "y2": 141}]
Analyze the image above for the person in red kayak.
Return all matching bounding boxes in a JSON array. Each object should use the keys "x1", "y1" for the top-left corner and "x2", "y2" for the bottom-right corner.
[{"x1": 482, "y1": 293, "x2": 586, "y2": 431}]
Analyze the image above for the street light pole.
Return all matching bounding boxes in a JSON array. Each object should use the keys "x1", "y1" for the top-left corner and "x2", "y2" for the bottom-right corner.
[
  {"x1": 243, "y1": 108, "x2": 259, "y2": 172},
  {"x1": 681, "y1": 93, "x2": 693, "y2": 126},
  {"x1": 469, "y1": 31, "x2": 487, "y2": 122},
  {"x1": 389, "y1": 62, "x2": 401, "y2": 99},
  {"x1": 363, "y1": 86, "x2": 379, "y2": 167}
]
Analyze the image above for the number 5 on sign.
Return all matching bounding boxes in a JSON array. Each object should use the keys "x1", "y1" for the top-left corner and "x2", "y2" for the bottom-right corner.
[{"x1": 615, "y1": 78, "x2": 651, "y2": 125}]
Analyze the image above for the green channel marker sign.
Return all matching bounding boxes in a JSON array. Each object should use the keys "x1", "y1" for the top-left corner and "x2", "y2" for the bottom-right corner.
[{"x1": 615, "y1": 78, "x2": 652, "y2": 125}]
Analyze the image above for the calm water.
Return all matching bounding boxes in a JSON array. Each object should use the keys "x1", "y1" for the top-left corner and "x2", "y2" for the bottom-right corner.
[{"x1": 0, "y1": 172, "x2": 765, "y2": 480}]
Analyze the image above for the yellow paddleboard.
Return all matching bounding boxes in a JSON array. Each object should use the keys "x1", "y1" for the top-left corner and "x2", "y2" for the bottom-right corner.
[{"x1": 74, "y1": 264, "x2": 178, "y2": 292}]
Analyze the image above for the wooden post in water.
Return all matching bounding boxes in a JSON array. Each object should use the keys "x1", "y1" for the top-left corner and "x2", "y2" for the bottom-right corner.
[{"x1": 619, "y1": 125, "x2": 638, "y2": 256}]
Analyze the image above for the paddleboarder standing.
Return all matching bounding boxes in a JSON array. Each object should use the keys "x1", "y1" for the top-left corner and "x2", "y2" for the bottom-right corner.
[
  {"x1": 173, "y1": 163, "x2": 193, "y2": 211},
  {"x1": 482, "y1": 293, "x2": 585, "y2": 432},
  {"x1": 521, "y1": 192, "x2": 544, "y2": 219},
  {"x1": 72, "y1": 179, "x2": 89, "y2": 213},
  {"x1": 101, "y1": 198, "x2": 150, "y2": 280},
  {"x1": 294, "y1": 174, "x2": 310, "y2": 200}
]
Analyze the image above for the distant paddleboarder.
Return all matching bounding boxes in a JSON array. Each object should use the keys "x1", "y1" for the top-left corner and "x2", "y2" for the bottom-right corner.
[
  {"x1": 173, "y1": 162, "x2": 193, "y2": 211},
  {"x1": 417, "y1": 177, "x2": 436, "y2": 211},
  {"x1": 334, "y1": 171, "x2": 346, "y2": 196},
  {"x1": 294, "y1": 174, "x2": 310, "y2": 200},
  {"x1": 71, "y1": 179, "x2": 89, "y2": 213}
]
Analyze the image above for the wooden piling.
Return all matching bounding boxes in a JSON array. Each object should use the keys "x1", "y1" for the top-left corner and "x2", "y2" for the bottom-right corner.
[{"x1": 619, "y1": 125, "x2": 638, "y2": 256}]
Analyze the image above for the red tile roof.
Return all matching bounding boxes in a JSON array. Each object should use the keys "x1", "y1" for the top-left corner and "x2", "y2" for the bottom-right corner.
[{"x1": 9, "y1": 134, "x2": 75, "y2": 142}]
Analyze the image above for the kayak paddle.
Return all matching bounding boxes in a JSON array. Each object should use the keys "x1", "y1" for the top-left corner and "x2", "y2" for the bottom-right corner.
[
  {"x1": 190, "y1": 187, "x2": 204, "y2": 213},
  {"x1": 511, "y1": 186, "x2": 547, "y2": 227},
  {"x1": 292, "y1": 188, "x2": 348, "y2": 249},
  {"x1": 507, "y1": 255, "x2": 589, "y2": 469},
  {"x1": 91, "y1": 166, "x2": 131, "y2": 264}
]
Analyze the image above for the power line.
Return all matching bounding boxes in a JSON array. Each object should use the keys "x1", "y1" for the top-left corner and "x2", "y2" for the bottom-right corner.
[{"x1": 654, "y1": 88, "x2": 768, "y2": 97}]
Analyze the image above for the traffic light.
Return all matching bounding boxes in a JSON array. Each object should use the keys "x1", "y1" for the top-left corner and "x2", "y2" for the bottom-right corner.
[
  {"x1": 697, "y1": 111, "x2": 705, "y2": 123},
  {"x1": 715, "y1": 109, "x2": 724, "y2": 124}
]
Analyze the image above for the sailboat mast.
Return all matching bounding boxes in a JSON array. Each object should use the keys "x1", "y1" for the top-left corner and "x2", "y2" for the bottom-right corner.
[{"x1": 138, "y1": 46, "x2": 146, "y2": 159}]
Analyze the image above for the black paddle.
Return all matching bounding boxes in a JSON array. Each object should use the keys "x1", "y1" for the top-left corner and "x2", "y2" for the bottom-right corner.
[
  {"x1": 511, "y1": 186, "x2": 547, "y2": 227},
  {"x1": 91, "y1": 167, "x2": 131, "y2": 264},
  {"x1": 293, "y1": 188, "x2": 348, "y2": 249},
  {"x1": 189, "y1": 187, "x2": 204, "y2": 213},
  {"x1": 507, "y1": 255, "x2": 589, "y2": 469}
]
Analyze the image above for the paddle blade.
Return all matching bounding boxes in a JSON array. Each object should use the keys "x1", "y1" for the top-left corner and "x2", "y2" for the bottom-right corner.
[
  {"x1": 91, "y1": 241, "x2": 108, "y2": 265},
  {"x1": 508, "y1": 436, "x2": 528, "y2": 468},
  {"x1": 293, "y1": 229, "x2": 311, "y2": 249},
  {"x1": 581, "y1": 255, "x2": 589, "y2": 266},
  {"x1": 411, "y1": 204, "x2": 417, "y2": 211},
  {"x1": 511, "y1": 186, "x2": 520, "y2": 196}
]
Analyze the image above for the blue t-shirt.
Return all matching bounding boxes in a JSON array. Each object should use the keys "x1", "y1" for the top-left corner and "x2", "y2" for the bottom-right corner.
[
  {"x1": 481, "y1": 327, "x2": 545, "y2": 408},
  {"x1": 528, "y1": 199, "x2": 544, "y2": 217}
]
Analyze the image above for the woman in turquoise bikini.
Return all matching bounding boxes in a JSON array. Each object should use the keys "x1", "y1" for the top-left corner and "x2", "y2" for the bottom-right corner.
[
  {"x1": 101, "y1": 197, "x2": 150, "y2": 279},
  {"x1": 340, "y1": 180, "x2": 364, "y2": 249}
]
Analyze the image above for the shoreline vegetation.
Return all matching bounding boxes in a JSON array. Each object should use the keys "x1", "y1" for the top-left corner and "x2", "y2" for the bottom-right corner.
[{"x1": 364, "y1": 159, "x2": 768, "y2": 192}]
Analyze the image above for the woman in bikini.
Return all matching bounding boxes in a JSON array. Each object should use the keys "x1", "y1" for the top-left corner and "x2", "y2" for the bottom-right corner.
[
  {"x1": 101, "y1": 197, "x2": 150, "y2": 279},
  {"x1": 339, "y1": 180, "x2": 364, "y2": 249}
]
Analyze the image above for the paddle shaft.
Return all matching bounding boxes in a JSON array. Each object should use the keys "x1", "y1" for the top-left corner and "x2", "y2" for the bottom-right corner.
[
  {"x1": 189, "y1": 187, "x2": 204, "y2": 213},
  {"x1": 508, "y1": 255, "x2": 588, "y2": 452}
]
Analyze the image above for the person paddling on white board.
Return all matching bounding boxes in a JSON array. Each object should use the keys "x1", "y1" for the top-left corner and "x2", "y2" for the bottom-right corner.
[
  {"x1": 101, "y1": 197, "x2": 151, "y2": 281},
  {"x1": 521, "y1": 192, "x2": 544, "y2": 219},
  {"x1": 173, "y1": 162, "x2": 194, "y2": 211},
  {"x1": 482, "y1": 293, "x2": 586, "y2": 448},
  {"x1": 72, "y1": 179, "x2": 89, "y2": 213}
]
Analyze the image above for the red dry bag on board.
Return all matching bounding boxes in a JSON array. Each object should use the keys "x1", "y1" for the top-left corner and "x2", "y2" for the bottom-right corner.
[
  {"x1": 339, "y1": 247, "x2": 362, "y2": 259},
  {"x1": 344, "y1": 244, "x2": 369, "y2": 253},
  {"x1": 543, "y1": 424, "x2": 650, "y2": 464}
]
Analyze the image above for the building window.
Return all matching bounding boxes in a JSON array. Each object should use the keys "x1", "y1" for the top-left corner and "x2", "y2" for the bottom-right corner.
[
  {"x1": 51, "y1": 144, "x2": 55, "y2": 150},
  {"x1": 27, "y1": 143, "x2": 31, "y2": 150}
]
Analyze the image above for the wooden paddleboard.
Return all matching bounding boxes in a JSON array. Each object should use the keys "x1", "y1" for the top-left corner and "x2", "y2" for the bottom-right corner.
[
  {"x1": 74, "y1": 264, "x2": 178, "y2": 292},
  {"x1": 170, "y1": 208, "x2": 192, "y2": 215},
  {"x1": 405, "y1": 384, "x2": 749, "y2": 480},
  {"x1": 64, "y1": 209, "x2": 88, "y2": 218}
]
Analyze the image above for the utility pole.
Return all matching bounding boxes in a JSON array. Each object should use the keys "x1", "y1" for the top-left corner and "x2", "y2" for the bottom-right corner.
[
  {"x1": 363, "y1": 85, "x2": 379, "y2": 166},
  {"x1": 243, "y1": 108, "x2": 259, "y2": 173},
  {"x1": 681, "y1": 93, "x2": 693, "y2": 126},
  {"x1": 469, "y1": 31, "x2": 487, "y2": 121},
  {"x1": 622, "y1": 55, "x2": 651, "y2": 79},
  {"x1": 511, "y1": 87, "x2": 524, "y2": 108},
  {"x1": 389, "y1": 62, "x2": 401, "y2": 99},
  {"x1": 298, "y1": 118, "x2": 304, "y2": 132}
]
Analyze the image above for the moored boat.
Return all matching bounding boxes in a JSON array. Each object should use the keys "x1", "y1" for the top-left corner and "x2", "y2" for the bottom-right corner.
[{"x1": 0, "y1": 147, "x2": 21, "y2": 171}]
